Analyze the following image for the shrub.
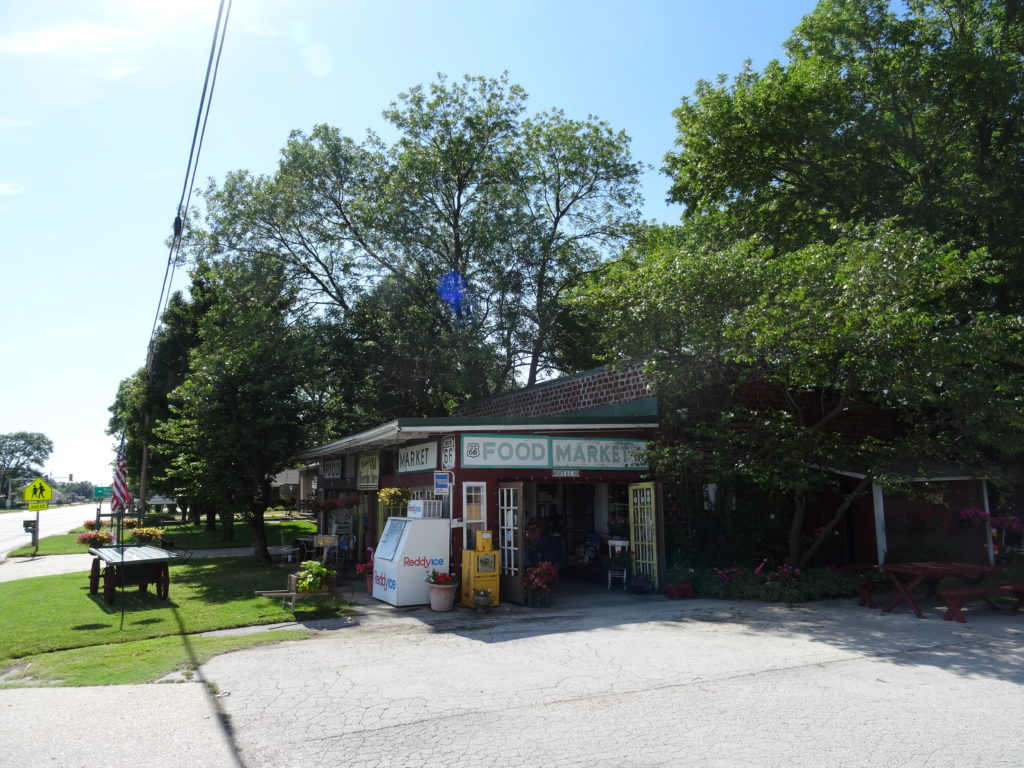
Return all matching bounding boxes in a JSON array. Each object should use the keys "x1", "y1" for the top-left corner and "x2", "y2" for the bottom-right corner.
[
  {"x1": 693, "y1": 564, "x2": 858, "y2": 603},
  {"x1": 130, "y1": 527, "x2": 165, "y2": 544},
  {"x1": 77, "y1": 530, "x2": 114, "y2": 548},
  {"x1": 122, "y1": 517, "x2": 139, "y2": 530},
  {"x1": 82, "y1": 520, "x2": 99, "y2": 531},
  {"x1": 295, "y1": 560, "x2": 331, "y2": 592}
]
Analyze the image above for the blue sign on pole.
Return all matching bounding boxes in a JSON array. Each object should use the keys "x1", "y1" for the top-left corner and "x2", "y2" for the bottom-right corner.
[{"x1": 433, "y1": 471, "x2": 451, "y2": 496}]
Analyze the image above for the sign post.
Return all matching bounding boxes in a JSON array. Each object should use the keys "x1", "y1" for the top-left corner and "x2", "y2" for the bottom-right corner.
[{"x1": 22, "y1": 478, "x2": 52, "y2": 556}]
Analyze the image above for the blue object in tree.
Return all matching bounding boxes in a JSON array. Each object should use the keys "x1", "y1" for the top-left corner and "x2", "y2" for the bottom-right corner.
[{"x1": 437, "y1": 271, "x2": 476, "y2": 326}]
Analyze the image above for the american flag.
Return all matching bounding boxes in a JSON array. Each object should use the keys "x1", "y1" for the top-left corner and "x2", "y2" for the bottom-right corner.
[{"x1": 111, "y1": 436, "x2": 131, "y2": 516}]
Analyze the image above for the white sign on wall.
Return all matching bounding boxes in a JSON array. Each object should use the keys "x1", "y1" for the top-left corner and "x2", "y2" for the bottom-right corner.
[
  {"x1": 460, "y1": 434, "x2": 648, "y2": 470},
  {"x1": 462, "y1": 435, "x2": 550, "y2": 468},
  {"x1": 357, "y1": 453, "x2": 380, "y2": 489},
  {"x1": 398, "y1": 441, "x2": 438, "y2": 473}
]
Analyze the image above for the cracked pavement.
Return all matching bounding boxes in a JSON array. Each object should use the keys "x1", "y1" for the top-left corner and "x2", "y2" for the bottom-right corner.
[{"x1": 2, "y1": 586, "x2": 1022, "y2": 767}]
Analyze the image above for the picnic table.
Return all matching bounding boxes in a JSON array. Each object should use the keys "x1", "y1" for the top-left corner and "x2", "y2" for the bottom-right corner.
[
  {"x1": 88, "y1": 545, "x2": 179, "y2": 604},
  {"x1": 880, "y1": 561, "x2": 993, "y2": 619}
]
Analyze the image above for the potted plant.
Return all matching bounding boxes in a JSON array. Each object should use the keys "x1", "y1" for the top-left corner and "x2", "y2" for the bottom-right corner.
[
  {"x1": 470, "y1": 588, "x2": 493, "y2": 613},
  {"x1": 425, "y1": 568, "x2": 459, "y2": 611},
  {"x1": 524, "y1": 561, "x2": 558, "y2": 607},
  {"x1": 665, "y1": 562, "x2": 693, "y2": 599},
  {"x1": 355, "y1": 557, "x2": 374, "y2": 592},
  {"x1": 290, "y1": 560, "x2": 334, "y2": 594}
]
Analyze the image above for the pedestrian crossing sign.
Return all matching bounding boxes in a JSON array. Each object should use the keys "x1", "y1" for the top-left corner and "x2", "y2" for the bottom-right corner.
[{"x1": 23, "y1": 477, "x2": 53, "y2": 502}]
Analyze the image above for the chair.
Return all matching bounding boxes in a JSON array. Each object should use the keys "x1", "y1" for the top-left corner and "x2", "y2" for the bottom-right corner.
[
  {"x1": 608, "y1": 538, "x2": 629, "y2": 591},
  {"x1": 278, "y1": 531, "x2": 300, "y2": 564}
]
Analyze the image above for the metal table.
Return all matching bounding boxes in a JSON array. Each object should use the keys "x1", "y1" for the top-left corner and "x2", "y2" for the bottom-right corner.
[{"x1": 88, "y1": 545, "x2": 179, "y2": 604}]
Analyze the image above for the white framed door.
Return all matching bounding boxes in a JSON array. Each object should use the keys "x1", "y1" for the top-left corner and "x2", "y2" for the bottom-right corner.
[
  {"x1": 498, "y1": 482, "x2": 524, "y2": 604},
  {"x1": 629, "y1": 482, "x2": 658, "y2": 589}
]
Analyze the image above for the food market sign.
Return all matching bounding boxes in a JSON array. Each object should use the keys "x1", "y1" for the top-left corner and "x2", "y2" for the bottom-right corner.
[
  {"x1": 460, "y1": 434, "x2": 647, "y2": 470},
  {"x1": 398, "y1": 441, "x2": 437, "y2": 474}
]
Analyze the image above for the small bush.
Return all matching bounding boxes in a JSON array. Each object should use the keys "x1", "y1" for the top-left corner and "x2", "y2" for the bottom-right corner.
[
  {"x1": 122, "y1": 517, "x2": 139, "y2": 530},
  {"x1": 82, "y1": 520, "x2": 99, "y2": 531},
  {"x1": 77, "y1": 530, "x2": 115, "y2": 548},
  {"x1": 692, "y1": 564, "x2": 858, "y2": 603},
  {"x1": 130, "y1": 527, "x2": 165, "y2": 544}
]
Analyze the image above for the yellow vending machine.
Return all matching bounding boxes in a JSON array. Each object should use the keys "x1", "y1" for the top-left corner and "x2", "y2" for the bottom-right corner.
[{"x1": 462, "y1": 530, "x2": 500, "y2": 607}]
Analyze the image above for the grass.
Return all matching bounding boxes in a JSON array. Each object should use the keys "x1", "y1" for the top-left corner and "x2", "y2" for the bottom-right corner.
[
  {"x1": 6, "y1": 518, "x2": 316, "y2": 557},
  {"x1": 0, "y1": 630, "x2": 310, "y2": 687},
  {"x1": 0, "y1": 557, "x2": 347, "y2": 674}
]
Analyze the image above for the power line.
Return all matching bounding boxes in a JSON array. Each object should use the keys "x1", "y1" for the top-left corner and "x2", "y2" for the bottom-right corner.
[{"x1": 147, "y1": 0, "x2": 233, "y2": 369}]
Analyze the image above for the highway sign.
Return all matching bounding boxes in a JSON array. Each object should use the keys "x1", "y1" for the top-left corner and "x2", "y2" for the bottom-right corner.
[
  {"x1": 23, "y1": 478, "x2": 52, "y2": 502},
  {"x1": 94, "y1": 486, "x2": 113, "y2": 499}
]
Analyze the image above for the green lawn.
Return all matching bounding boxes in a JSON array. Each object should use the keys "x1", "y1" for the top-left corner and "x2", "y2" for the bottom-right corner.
[
  {"x1": 0, "y1": 557, "x2": 347, "y2": 685},
  {"x1": 1, "y1": 630, "x2": 310, "y2": 687},
  {"x1": 6, "y1": 518, "x2": 316, "y2": 557}
]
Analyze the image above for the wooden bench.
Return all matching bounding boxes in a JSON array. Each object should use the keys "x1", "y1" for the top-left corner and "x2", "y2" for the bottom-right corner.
[
  {"x1": 937, "y1": 584, "x2": 1024, "y2": 623},
  {"x1": 857, "y1": 571, "x2": 889, "y2": 608}
]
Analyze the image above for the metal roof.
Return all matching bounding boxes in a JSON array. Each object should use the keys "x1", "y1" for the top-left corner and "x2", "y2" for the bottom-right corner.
[{"x1": 298, "y1": 414, "x2": 658, "y2": 460}]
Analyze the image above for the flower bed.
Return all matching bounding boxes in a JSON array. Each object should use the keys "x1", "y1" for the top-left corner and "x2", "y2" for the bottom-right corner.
[{"x1": 77, "y1": 530, "x2": 115, "y2": 548}]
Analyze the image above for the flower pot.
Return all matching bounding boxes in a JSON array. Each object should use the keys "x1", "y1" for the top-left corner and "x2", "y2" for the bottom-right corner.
[
  {"x1": 666, "y1": 583, "x2": 693, "y2": 600},
  {"x1": 428, "y1": 583, "x2": 458, "y2": 611},
  {"x1": 471, "y1": 593, "x2": 493, "y2": 613}
]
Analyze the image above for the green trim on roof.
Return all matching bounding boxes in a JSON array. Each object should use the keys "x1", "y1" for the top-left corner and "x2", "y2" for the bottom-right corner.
[{"x1": 394, "y1": 413, "x2": 658, "y2": 428}]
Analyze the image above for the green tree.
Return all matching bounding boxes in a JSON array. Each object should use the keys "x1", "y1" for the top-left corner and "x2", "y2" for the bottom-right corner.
[
  {"x1": 187, "y1": 73, "x2": 642, "y2": 416},
  {"x1": 0, "y1": 432, "x2": 54, "y2": 502},
  {"x1": 108, "y1": 262, "x2": 219, "y2": 524},
  {"x1": 156, "y1": 256, "x2": 310, "y2": 560},
  {"x1": 581, "y1": 224, "x2": 1024, "y2": 566},
  {"x1": 582, "y1": 0, "x2": 1024, "y2": 566},
  {"x1": 665, "y1": 0, "x2": 1024, "y2": 305}
]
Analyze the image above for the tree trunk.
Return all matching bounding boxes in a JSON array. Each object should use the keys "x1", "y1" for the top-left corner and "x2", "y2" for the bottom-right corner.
[
  {"x1": 205, "y1": 506, "x2": 217, "y2": 532},
  {"x1": 250, "y1": 479, "x2": 273, "y2": 563},
  {"x1": 220, "y1": 511, "x2": 234, "y2": 541},
  {"x1": 797, "y1": 476, "x2": 873, "y2": 568},
  {"x1": 788, "y1": 489, "x2": 807, "y2": 566}
]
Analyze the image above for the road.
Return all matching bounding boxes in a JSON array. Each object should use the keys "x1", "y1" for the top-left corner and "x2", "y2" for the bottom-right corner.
[
  {"x1": 199, "y1": 592, "x2": 1024, "y2": 768},
  {"x1": 0, "y1": 501, "x2": 97, "y2": 557}
]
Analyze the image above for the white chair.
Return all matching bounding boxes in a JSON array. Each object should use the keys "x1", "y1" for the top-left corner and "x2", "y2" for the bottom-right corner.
[
  {"x1": 278, "y1": 531, "x2": 300, "y2": 564},
  {"x1": 608, "y1": 538, "x2": 629, "y2": 590}
]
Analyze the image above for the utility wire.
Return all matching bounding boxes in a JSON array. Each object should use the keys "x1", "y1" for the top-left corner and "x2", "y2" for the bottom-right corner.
[{"x1": 147, "y1": 0, "x2": 233, "y2": 370}]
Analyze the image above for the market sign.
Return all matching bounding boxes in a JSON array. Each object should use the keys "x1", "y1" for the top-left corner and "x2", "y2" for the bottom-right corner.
[
  {"x1": 357, "y1": 453, "x2": 380, "y2": 489},
  {"x1": 460, "y1": 434, "x2": 648, "y2": 470},
  {"x1": 398, "y1": 440, "x2": 438, "y2": 474}
]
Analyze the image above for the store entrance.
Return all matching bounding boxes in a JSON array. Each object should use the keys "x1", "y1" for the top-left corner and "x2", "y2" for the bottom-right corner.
[{"x1": 522, "y1": 482, "x2": 633, "y2": 586}]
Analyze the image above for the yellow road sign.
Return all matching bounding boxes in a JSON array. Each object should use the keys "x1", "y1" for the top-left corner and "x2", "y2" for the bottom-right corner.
[
  {"x1": 28, "y1": 502, "x2": 48, "y2": 511},
  {"x1": 23, "y1": 478, "x2": 53, "y2": 502}
]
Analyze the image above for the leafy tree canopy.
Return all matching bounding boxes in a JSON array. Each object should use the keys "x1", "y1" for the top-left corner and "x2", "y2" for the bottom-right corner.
[
  {"x1": 578, "y1": 0, "x2": 1024, "y2": 565},
  {"x1": 186, "y1": 73, "x2": 643, "y2": 420},
  {"x1": 0, "y1": 432, "x2": 54, "y2": 488}
]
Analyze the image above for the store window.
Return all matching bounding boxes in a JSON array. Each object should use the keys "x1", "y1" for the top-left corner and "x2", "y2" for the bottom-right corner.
[{"x1": 463, "y1": 481, "x2": 487, "y2": 549}]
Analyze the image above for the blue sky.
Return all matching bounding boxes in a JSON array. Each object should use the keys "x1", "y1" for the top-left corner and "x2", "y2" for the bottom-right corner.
[{"x1": 0, "y1": 0, "x2": 819, "y2": 486}]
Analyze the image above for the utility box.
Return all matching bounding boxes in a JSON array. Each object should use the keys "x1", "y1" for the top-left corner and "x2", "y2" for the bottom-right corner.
[{"x1": 461, "y1": 530, "x2": 500, "y2": 607}]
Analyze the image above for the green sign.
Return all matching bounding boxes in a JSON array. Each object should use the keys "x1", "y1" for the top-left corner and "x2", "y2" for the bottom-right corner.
[{"x1": 94, "y1": 486, "x2": 113, "y2": 499}]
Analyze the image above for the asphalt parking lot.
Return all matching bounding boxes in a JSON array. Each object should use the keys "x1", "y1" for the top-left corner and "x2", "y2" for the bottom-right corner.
[{"x1": 2, "y1": 564, "x2": 1022, "y2": 768}]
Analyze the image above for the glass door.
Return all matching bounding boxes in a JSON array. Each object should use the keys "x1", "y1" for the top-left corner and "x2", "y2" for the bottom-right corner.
[
  {"x1": 498, "y1": 482, "x2": 524, "y2": 604},
  {"x1": 629, "y1": 482, "x2": 658, "y2": 589}
]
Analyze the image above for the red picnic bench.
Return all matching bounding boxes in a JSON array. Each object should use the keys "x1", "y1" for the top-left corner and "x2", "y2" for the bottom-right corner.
[{"x1": 936, "y1": 584, "x2": 1024, "y2": 623}]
